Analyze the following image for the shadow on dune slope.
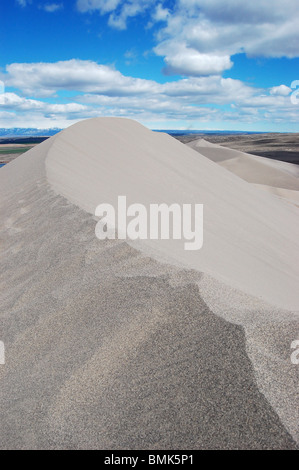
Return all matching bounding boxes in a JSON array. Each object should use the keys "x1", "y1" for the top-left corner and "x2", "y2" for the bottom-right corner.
[{"x1": 0, "y1": 182, "x2": 297, "y2": 450}]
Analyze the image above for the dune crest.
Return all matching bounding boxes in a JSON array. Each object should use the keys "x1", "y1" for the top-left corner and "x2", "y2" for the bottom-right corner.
[{"x1": 44, "y1": 118, "x2": 299, "y2": 310}]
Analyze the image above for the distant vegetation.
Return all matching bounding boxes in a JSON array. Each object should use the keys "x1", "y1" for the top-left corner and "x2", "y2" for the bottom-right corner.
[
  {"x1": 0, "y1": 137, "x2": 49, "y2": 145},
  {"x1": 0, "y1": 147, "x2": 33, "y2": 154}
]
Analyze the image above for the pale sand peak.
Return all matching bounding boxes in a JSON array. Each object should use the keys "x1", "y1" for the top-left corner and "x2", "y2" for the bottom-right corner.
[
  {"x1": 42, "y1": 118, "x2": 299, "y2": 310},
  {"x1": 188, "y1": 138, "x2": 220, "y2": 148}
]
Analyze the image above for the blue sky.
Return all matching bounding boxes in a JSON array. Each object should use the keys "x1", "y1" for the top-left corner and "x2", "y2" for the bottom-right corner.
[{"x1": 1, "y1": 0, "x2": 299, "y2": 131}]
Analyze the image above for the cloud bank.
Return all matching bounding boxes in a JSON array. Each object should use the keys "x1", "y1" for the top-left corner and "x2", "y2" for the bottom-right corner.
[
  {"x1": 1, "y1": 59, "x2": 297, "y2": 129},
  {"x1": 6, "y1": 1, "x2": 299, "y2": 128}
]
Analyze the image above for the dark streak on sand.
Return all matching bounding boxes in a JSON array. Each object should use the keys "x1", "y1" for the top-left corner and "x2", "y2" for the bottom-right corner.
[{"x1": 0, "y1": 180, "x2": 297, "y2": 450}]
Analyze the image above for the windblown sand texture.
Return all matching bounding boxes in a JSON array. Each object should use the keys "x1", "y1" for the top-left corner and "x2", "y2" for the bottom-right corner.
[{"x1": 0, "y1": 118, "x2": 298, "y2": 449}]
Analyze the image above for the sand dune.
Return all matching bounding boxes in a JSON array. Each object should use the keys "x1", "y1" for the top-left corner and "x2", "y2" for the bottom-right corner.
[
  {"x1": 187, "y1": 138, "x2": 299, "y2": 199},
  {"x1": 253, "y1": 184, "x2": 299, "y2": 206},
  {"x1": 45, "y1": 119, "x2": 299, "y2": 310},
  {"x1": 0, "y1": 118, "x2": 298, "y2": 449},
  {"x1": 187, "y1": 133, "x2": 299, "y2": 166}
]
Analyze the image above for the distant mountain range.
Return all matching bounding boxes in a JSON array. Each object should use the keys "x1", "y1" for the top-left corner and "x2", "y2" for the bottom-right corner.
[
  {"x1": 154, "y1": 130, "x2": 263, "y2": 136},
  {"x1": 0, "y1": 128, "x2": 62, "y2": 137},
  {"x1": 0, "y1": 127, "x2": 263, "y2": 138}
]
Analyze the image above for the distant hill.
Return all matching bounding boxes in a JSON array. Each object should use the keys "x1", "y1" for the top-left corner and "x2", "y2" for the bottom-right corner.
[
  {"x1": 0, "y1": 128, "x2": 62, "y2": 137},
  {"x1": 154, "y1": 130, "x2": 264, "y2": 136},
  {"x1": 0, "y1": 128, "x2": 264, "y2": 138}
]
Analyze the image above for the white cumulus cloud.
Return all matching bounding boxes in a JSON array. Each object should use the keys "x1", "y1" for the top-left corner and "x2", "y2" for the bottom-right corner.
[
  {"x1": 156, "y1": 42, "x2": 233, "y2": 76},
  {"x1": 270, "y1": 85, "x2": 292, "y2": 96},
  {"x1": 152, "y1": 3, "x2": 170, "y2": 22},
  {"x1": 74, "y1": 1, "x2": 299, "y2": 76},
  {"x1": 77, "y1": 0, "x2": 156, "y2": 29},
  {"x1": 3, "y1": 60, "x2": 159, "y2": 97},
  {"x1": 1, "y1": 59, "x2": 298, "y2": 128},
  {"x1": 154, "y1": 0, "x2": 299, "y2": 76},
  {"x1": 76, "y1": 0, "x2": 121, "y2": 14},
  {"x1": 16, "y1": 0, "x2": 32, "y2": 6},
  {"x1": 42, "y1": 3, "x2": 64, "y2": 13}
]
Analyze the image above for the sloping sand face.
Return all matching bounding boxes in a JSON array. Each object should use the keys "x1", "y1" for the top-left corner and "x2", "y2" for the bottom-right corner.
[
  {"x1": 0, "y1": 118, "x2": 298, "y2": 449},
  {"x1": 187, "y1": 138, "x2": 299, "y2": 204},
  {"x1": 46, "y1": 118, "x2": 299, "y2": 311}
]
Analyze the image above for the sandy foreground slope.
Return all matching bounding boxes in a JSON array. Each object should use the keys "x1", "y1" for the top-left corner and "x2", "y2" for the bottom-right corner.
[{"x1": 0, "y1": 118, "x2": 298, "y2": 449}]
